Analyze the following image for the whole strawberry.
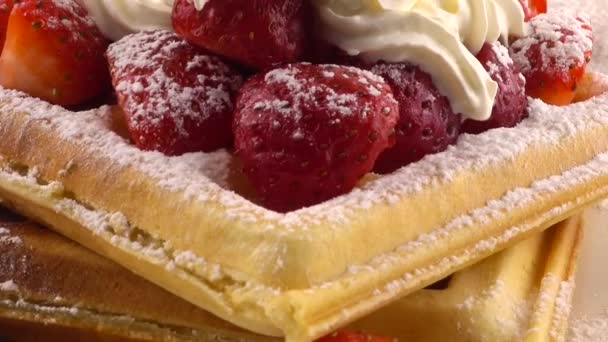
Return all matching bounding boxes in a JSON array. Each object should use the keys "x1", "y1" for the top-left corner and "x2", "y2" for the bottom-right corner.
[
  {"x1": 234, "y1": 63, "x2": 399, "y2": 212},
  {"x1": 0, "y1": 0, "x2": 110, "y2": 106},
  {"x1": 370, "y1": 63, "x2": 461, "y2": 174},
  {"x1": 172, "y1": 0, "x2": 309, "y2": 70},
  {"x1": 510, "y1": 11, "x2": 593, "y2": 105},
  {"x1": 107, "y1": 30, "x2": 243, "y2": 155},
  {"x1": 462, "y1": 42, "x2": 528, "y2": 134}
]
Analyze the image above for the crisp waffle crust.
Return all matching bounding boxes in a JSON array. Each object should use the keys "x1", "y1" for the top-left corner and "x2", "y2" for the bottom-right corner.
[
  {"x1": 0, "y1": 213, "x2": 582, "y2": 341},
  {"x1": 0, "y1": 73, "x2": 607, "y2": 340}
]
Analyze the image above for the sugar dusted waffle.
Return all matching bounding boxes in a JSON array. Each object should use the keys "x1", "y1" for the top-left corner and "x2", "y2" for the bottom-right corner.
[
  {"x1": 0, "y1": 72, "x2": 607, "y2": 341},
  {"x1": 0, "y1": 210, "x2": 583, "y2": 341},
  {"x1": 0, "y1": 0, "x2": 607, "y2": 341}
]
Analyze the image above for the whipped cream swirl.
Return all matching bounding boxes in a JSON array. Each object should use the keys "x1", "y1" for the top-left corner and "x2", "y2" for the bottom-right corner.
[{"x1": 314, "y1": 0, "x2": 527, "y2": 120}]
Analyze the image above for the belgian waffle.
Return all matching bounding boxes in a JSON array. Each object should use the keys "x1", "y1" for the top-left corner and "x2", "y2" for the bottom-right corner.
[{"x1": 0, "y1": 72, "x2": 606, "y2": 340}]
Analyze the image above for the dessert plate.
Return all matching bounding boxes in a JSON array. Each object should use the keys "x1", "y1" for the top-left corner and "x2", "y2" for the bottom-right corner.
[
  {"x1": 0, "y1": 72, "x2": 607, "y2": 340},
  {"x1": 0, "y1": 210, "x2": 582, "y2": 341}
]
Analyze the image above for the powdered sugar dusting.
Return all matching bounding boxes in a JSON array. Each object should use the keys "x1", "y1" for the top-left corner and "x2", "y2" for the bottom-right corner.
[
  {"x1": 550, "y1": 277, "x2": 575, "y2": 339},
  {"x1": 456, "y1": 279, "x2": 533, "y2": 339},
  {"x1": 487, "y1": 42, "x2": 515, "y2": 82},
  {"x1": 569, "y1": 311, "x2": 608, "y2": 342},
  {"x1": 255, "y1": 64, "x2": 393, "y2": 122}
]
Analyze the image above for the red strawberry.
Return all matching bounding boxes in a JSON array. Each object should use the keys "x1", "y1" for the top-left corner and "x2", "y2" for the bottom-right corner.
[
  {"x1": 370, "y1": 63, "x2": 461, "y2": 174},
  {"x1": 0, "y1": 0, "x2": 110, "y2": 106},
  {"x1": 518, "y1": 0, "x2": 547, "y2": 21},
  {"x1": 172, "y1": 0, "x2": 310, "y2": 70},
  {"x1": 462, "y1": 42, "x2": 528, "y2": 134},
  {"x1": 0, "y1": 0, "x2": 15, "y2": 53},
  {"x1": 316, "y1": 331, "x2": 393, "y2": 342},
  {"x1": 510, "y1": 11, "x2": 593, "y2": 106},
  {"x1": 234, "y1": 63, "x2": 399, "y2": 212},
  {"x1": 107, "y1": 30, "x2": 243, "y2": 155}
]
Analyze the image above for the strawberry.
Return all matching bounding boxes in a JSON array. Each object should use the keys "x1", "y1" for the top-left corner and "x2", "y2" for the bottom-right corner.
[
  {"x1": 316, "y1": 331, "x2": 393, "y2": 342},
  {"x1": 233, "y1": 63, "x2": 399, "y2": 212},
  {"x1": 172, "y1": 0, "x2": 310, "y2": 70},
  {"x1": 0, "y1": 0, "x2": 110, "y2": 106},
  {"x1": 370, "y1": 62, "x2": 461, "y2": 174},
  {"x1": 510, "y1": 11, "x2": 593, "y2": 106},
  {"x1": 107, "y1": 30, "x2": 243, "y2": 155},
  {"x1": 462, "y1": 42, "x2": 527, "y2": 134},
  {"x1": 518, "y1": 0, "x2": 547, "y2": 21},
  {"x1": 0, "y1": 0, "x2": 15, "y2": 54}
]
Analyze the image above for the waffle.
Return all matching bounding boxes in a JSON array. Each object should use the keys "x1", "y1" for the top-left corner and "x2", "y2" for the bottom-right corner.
[
  {"x1": 0, "y1": 71, "x2": 607, "y2": 340},
  {"x1": 0, "y1": 210, "x2": 582, "y2": 341}
]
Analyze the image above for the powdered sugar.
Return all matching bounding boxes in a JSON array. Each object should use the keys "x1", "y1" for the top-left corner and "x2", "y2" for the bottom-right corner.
[
  {"x1": 551, "y1": 278, "x2": 575, "y2": 338},
  {"x1": 569, "y1": 311, "x2": 608, "y2": 342},
  {"x1": 486, "y1": 42, "x2": 515, "y2": 82},
  {"x1": 455, "y1": 279, "x2": 533, "y2": 339}
]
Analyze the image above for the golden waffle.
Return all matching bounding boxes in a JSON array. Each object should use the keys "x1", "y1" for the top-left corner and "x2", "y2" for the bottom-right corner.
[
  {"x1": 0, "y1": 72, "x2": 606, "y2": 340},
  {"x1": 0, "y1": 211, "x2": 582, "y2": 341}
]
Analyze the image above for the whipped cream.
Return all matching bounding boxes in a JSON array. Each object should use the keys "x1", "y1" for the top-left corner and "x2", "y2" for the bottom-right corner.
[
  {"x1": 81, "y1": 0, "x2": 174, "y2": 41},
  {"x1": 314, "y1": 0, "x2": 527, "y2": 121}
]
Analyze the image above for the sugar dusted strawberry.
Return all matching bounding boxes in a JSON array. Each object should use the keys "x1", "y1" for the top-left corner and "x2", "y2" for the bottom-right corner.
[
  {"x1": 510, "y1": 11, "x2": 593, "y2": 105},
  {"x1": 107, "y1": 30, "x2": 243, "y2": 155},
  {"x1": 172, "y1": 0, "x2": 309, "y2": 70},
  {"x1": 0, "y1": 0, "x2": 110, "y2": 106},
  {"x1": 234, "y1": 63, "x2": 398, "y2": 212},
  {"x1": 370, "y1": 62, "x2": 461, "y2": 174},
  {"x1": 316, "y1": 331, "x2": 393, "y2": 342},
  {"x1": 462, "y1": 42, "x2": 527, "y2": 134}
]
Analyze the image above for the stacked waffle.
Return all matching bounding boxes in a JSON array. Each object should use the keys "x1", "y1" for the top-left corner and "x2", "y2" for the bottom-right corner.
[{"x1": 0, "y1": 0, "x2": 607, "y2": 341}]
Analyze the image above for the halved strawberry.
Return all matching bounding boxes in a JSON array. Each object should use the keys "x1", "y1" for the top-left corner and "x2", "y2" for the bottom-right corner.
[
  {"x1": 0, "y1": 0, "x2": 110, "y2": 106},
  {"x1": 510, "y1": 11, "x2": 593, "y2": 105},
  {"x1": 518, "y1": 0, "x2": 547, "y2": 21},
  {"x1": 316, "y1": 331, "x2": 393, "y2": 342}
]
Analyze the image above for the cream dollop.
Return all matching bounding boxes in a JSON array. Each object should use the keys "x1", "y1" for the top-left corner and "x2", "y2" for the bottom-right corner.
[
  {"x1": 314, "y1": 0, "x2": 527, "y2": 121},
  {"x1": 81, "y1": 0, "x2": 174, "y2": 41}
]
